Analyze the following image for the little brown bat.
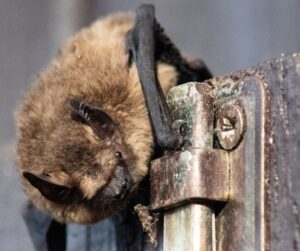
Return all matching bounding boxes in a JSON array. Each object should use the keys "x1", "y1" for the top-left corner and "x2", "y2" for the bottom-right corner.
[{"x1": 16, "y1": 5, "x2": 211, "y2": 224}]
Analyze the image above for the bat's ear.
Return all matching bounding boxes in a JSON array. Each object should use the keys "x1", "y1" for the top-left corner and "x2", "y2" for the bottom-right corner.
[
  {"x1": 23, "y1": 172, "x2": 74, "y2": 204},
  {"x1": 68, "y1": 99, "x2": 115, "y2": 138}
]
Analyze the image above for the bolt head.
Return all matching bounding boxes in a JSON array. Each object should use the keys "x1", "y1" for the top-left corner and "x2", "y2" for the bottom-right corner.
[{"x1": 215, "y1": 105, "x2": 245, "y2": 150}]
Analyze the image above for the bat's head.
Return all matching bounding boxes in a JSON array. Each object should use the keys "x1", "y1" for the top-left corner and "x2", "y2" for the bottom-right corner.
[
  {"x1": 15, "y1": 34, "x2": 158, "y2": 221},
  {"x1": 16, "y1": 10, "x2": 177, "y2": 223},
  {"x1": 17, "y1": 89, "x2": 153, "y2": 223},
  {"x1": 14, "y1": 11, "x2": 154, "y2": 223}
]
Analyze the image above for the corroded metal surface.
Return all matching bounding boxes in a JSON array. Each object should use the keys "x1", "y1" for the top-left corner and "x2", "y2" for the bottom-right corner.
[
  {"x1": 166, "y1": 82, "x2": 214, "y2": 148},
  {"x1": 151, "y1": 82, "x2": 226, "y2": 251},
  {"x1": 150, "y1": 83, "x2": 231, "y2": 211},
  {"x1": 151, "y1": 83, "x2": 229, "y2": 211},
  {"x1": 164, "y1": 204, "x2": 213, "y2": 251},
  {"x1": 212, "y1": 53, "x2": 300, "y2": 250},
  {"x1": 151, "y1": 148, "x2": 229, "y2": 210},
  {"x1": 151, "y1": 53, "x2": 300, "y2": 250},
  {"x1": 213, "y1": 78, "x2": 265, "y2": 251}
]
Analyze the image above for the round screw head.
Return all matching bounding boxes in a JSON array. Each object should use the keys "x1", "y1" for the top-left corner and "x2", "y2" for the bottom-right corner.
[{"x1": 215, "y1": 105, "x2": 245, "y2": 150}]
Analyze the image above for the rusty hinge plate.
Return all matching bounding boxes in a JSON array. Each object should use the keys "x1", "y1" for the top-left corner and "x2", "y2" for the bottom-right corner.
[
  {"x1": 150, "y1": 83, "x2": 230, "y2": 211},
  {"x1": 151, "y1": 148, "x2": 229, "y2": 210}
]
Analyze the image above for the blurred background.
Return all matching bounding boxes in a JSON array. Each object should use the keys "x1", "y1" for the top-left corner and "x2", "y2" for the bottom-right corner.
[{"x1": 0, "y1": 0, "x2": 299, "y2": 250}]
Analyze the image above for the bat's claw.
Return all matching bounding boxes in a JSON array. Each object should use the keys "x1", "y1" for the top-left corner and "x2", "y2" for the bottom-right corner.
[{"x1": 156, "y1": 132, "x2": 183, "y2": 150}]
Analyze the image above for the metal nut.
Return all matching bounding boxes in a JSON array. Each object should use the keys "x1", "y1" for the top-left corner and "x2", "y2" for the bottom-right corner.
[{"x1": 215, "y1": 105, "x2": 245, "y2": 150}]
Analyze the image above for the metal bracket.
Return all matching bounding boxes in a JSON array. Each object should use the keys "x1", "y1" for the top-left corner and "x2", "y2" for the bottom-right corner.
[
  {"x1": 150, "y1": 82, "x2": 231, "y2": 211},
  {"x1": 150, "y1": 60, "x2": 277, "y2": 250},
  {"x1": 150, "y1": 82, "x2": 236, "y2": 250},
  {"x1": 151, "y1": 148, "x2": 229, "y2": 210}
]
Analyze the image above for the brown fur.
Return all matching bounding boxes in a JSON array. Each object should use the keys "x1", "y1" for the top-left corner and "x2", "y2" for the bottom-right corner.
[{"x1": 16, "y1": 12, "x2": 177, "y2": 223}]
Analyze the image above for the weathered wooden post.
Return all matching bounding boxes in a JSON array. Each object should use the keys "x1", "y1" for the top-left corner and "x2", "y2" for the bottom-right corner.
[{"x1": 151, "y1": 53, "x2": 300, "y2": 250}]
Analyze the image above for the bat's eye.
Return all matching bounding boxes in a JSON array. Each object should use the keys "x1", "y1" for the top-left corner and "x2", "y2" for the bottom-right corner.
[{"x1": 115, "y1": 151, "x2": 122, "y2": 160}]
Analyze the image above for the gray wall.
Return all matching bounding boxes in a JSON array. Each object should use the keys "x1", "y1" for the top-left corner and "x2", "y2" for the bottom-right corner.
[{"x1": 0, "y1": 1, "x2": 299, "y2": 250}]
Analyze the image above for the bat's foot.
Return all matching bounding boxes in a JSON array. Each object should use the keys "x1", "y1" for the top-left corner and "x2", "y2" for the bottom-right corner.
[{"x1": 156, "y1": 131, "x2": 183, "y2": 150}]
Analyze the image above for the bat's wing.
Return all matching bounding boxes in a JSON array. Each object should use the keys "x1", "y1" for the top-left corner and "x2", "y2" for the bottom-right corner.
[
  {"x1": 155, "y1": 21, "x2": 212, "y2": 84},
  {"x1": 22, "y1": 201, "x2": 66, "y2": 251},
  {"x1": 126, "y1": 4, "x2": 212, "y2": 150}
]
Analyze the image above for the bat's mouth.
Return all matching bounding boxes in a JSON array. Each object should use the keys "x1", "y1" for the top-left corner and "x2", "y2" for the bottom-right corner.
[
  {"x1": 83, "y1": 164, "x2": 133, "y2": 221},
  {"x1": 101, "y1": 165, "x2": 132, "y2": 201}
]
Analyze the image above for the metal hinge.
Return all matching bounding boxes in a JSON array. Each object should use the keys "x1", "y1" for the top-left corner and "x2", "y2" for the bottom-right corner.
[{"x1": 150, "y1": 82, "x2": 245, "y2": 251}]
